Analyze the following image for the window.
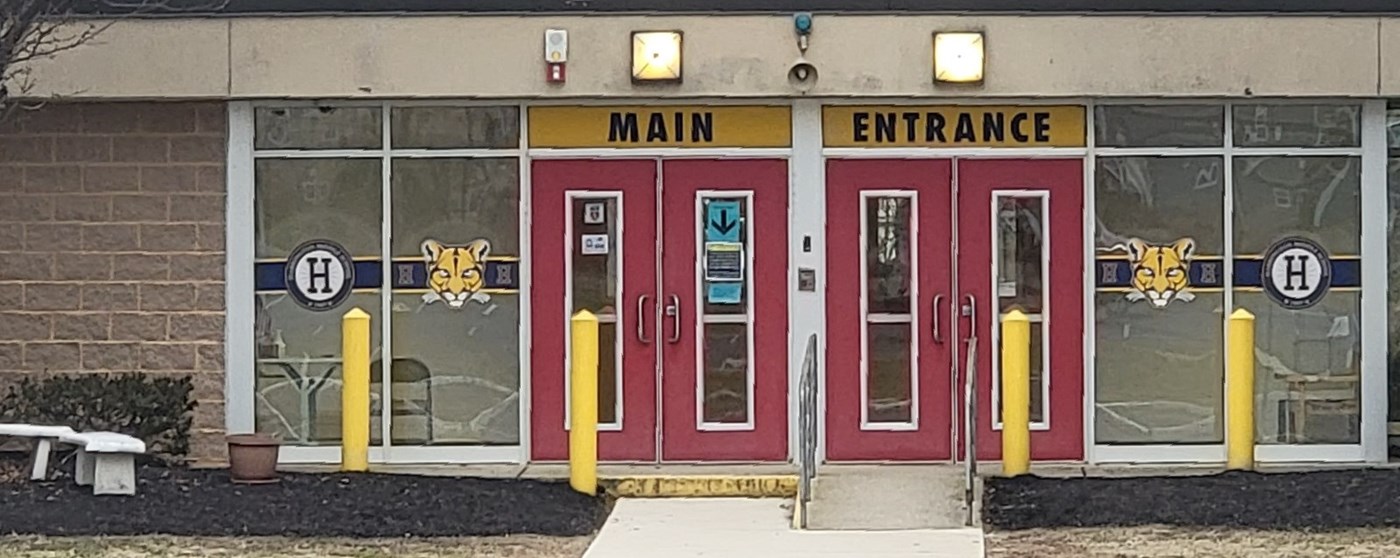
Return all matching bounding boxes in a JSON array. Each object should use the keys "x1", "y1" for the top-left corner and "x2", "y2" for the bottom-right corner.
[
  {"x1": 863, "y1": 194, "x2": 915, "y2": 427},
  {"x1": 251, "y1": 104, "x2": 522, "y2": 448},
  {"x1": 1093, "y1": 102, "x2": 1363, "y2": 447},
  {"x1": 1385, "y1": 103, "x2": 1400, "y2": 453}
]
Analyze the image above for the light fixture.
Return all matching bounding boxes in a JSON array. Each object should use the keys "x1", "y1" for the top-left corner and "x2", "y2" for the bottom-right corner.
[
  {"x1": 933, "y1": 31, "x2": 985, "y2": 84},
  {"x1": 632, "y1": 30, "x2": 683, "y2": 83}
]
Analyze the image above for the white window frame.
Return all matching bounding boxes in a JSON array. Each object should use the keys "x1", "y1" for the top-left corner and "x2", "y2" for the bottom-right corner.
[
  {"x1": 227, "y1": 100, "x2": 529, "y2": 465},
  {"x1": 563, "y1": 192, "x2": 625, "y2": 433},
  {"x1": 858, "y1": 191, "x2": 920, "y2": 432},
  {"x1": 694, "y1": 191, "x2": 758, "y2": 432},
  {"x1": 1085, "y1": 98, "x2": 1384, "y2": 465},
  {"x1": 989, "y1": 190, "x2": 1052, "y2": 433}
]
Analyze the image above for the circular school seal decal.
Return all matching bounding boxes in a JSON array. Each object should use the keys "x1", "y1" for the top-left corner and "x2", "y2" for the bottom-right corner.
[
  {"x1": 1261, "y1": 237, "x2": 1331, "y2": 310},
  {"x1": 285, "y1": 239, "x2": 355, "y2": 311}
]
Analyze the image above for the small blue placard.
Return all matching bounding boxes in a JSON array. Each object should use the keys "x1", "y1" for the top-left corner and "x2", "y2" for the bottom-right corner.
[
  {"x1": 705, "y1": 200, "x2": 741, "y2": 242},
  {"x1": 706, "y1": 282, "x2": 743, "y2": 304}
]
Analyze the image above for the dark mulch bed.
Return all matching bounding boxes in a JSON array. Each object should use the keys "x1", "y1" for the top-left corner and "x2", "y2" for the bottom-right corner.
[
  {"x1": 985, "y1": 469, "x2": 1400, "y2": 531},
  {"x1": 0, "y1": 456, "x2": 608, "y2": 537}
]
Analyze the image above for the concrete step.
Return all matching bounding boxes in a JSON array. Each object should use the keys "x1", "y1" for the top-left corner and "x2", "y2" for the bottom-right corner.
[{"x1": 805, "y1": 464, "x2": 979, "y2": 531}]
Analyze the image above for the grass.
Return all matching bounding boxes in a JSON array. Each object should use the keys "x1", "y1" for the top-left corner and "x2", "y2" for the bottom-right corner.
[
  {"x1": 0, "y1": 536, "x2": 592, "y2": 558},
  {"x1": 987, "y1": 527, "x2": 1400, "y2": 558}
]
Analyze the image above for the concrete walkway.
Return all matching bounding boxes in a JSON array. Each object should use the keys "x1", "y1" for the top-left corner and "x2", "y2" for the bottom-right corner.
[{"x1": 583, "y1": 498, "x2": 984, "y2": 558}]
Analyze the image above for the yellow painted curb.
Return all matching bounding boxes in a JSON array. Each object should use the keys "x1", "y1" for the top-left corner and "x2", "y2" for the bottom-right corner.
[{"x1": 603, "y1": 475, "x2": 798, "y2": 498}]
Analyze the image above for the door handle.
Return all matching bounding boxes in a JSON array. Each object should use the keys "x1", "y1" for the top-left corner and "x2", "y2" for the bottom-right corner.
[
  {"x1": 665, "y1": 294, "x2": 681, "y2": 344},
  {"x1": 636, "y1": 294, "x2": 652, "y2": 344},
  {"x1": 932, "y1": 294, "x2": 946, "y2": 344},
  {"x1": 961, "y1": 294, "x2": 977, "y2": 343}
]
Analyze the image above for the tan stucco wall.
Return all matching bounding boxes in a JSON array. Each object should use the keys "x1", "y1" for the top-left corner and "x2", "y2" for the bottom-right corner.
[{"x1": 13, "y1": 15, "x2": 1398, "y2": 99}]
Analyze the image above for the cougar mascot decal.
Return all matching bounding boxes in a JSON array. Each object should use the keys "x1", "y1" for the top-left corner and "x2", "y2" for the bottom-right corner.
[
  {"x1": 1101, "y1": 237, "x2": 1197, "y2": 308},
  {"x1": 421, "y1": 238, "x2": 492, "y2": 308}
]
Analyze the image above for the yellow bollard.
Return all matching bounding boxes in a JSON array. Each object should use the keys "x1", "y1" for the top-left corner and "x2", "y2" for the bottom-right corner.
[
  {"x1": 1227, "y1": 309, "x2": 1256, "y2": 471},
  {"x1": 569, "y1": 310, "x2": 599, "y2": 496},
  {"x1": 340, "y1": 307, "x2": 371, "y2": 472},
  {"x1": 1000, "y1": 310, "x2": 1031, "y2": 477}
]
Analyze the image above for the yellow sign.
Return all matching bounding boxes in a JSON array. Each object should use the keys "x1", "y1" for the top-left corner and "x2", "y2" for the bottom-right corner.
[
  {"x1": 529, "y1": 106, "x2": 791, "y2": 148},
  {"x1": 823, "y1": 105, "x2": 1086, "y2": 148}
]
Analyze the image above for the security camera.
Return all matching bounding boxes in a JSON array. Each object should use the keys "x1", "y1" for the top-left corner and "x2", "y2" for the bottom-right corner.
[{"x1": 788, "y1": 60, "x2": 818, "y2": 91}]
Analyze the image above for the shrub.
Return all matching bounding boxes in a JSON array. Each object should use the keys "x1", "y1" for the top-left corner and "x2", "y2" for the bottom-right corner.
[{"x1": 0, "y1": 373, "x2": 197, "y2": 463}]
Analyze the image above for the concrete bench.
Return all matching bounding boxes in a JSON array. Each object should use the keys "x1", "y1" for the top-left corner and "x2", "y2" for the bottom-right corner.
[
  {"x1": 57, "y1": 431, "x2": 146, "y2": 496},
  {"x1": 0, "y1": 424, "x2": 77, "y2": 481}
]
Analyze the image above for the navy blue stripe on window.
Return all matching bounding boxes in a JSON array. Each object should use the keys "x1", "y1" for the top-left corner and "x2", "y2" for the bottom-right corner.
[
  {"x1": 255, "y1": 261, "x2": 383, "y2": 291},
  {"x1": 1094, "y1": 257, "x2": 1226, "y2": 289},
  {"x1": 388, "y1": 260, "x2": 520, "y2": 290},
  {"x1": 1233, "y1": 258, "x2": 1359, "y2": 288},
  {"x1": 1095, "y1": 257, "x2": 1360, "y2": 289},
  {"x1": 255, "y1": 260, "x2": 521, "y2": 291}
]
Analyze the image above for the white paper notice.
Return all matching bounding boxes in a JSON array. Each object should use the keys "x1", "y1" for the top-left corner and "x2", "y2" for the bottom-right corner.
[{"x1": 582, "y1": 234, "x2": 610, "y2": 255}]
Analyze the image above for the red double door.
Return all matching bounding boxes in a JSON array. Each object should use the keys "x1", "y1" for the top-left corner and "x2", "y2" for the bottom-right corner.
[
  {"x1": 531, "y1": 159, "x2": 789, "y2": 462},
  {"x1": 826, "y1": 158, "x2": 1085, "y2": 461}
]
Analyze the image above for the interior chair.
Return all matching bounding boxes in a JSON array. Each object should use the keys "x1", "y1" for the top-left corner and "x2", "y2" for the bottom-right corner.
[{"x1": 369, "y1": 358, "x2": 434, "y2": 445}]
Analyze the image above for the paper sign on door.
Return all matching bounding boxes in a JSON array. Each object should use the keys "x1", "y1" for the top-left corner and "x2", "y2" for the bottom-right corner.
[
  {"x1": 704, "y1": 242, "x2": 744, "y2": 281},
  {"x1": 581, "y1": 234, "x2": 609, "y2": 255}
]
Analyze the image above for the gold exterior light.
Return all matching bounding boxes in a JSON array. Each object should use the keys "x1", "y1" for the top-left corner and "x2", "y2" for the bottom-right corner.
[
  {"x1": 632, "y1": 31, "x2": 683, "y2": 82},
  {"x1": 933, "y1": 32, "x2": 985, "y2": 84}
]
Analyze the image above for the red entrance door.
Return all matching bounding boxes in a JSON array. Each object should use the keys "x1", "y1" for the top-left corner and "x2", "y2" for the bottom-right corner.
[
  {"x1": 825, "y1": 159, "x2": 954, "y2": 460},
  {"x1": 531, "y1": 159, "x2": 789, "y2": 462},
  {"x1": 825, "y1": 158, "x2": 1083, "y2": 462}
]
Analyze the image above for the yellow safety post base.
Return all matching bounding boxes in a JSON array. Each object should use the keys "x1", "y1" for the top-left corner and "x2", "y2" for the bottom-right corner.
[
  {"x1": 570, "y1": 310, "x2": 599, "y2": 496},
  {"x1": 341, "y1": 307, "x2": 371, "y2": 472},
  {"x1": 1001, "y1": 310, "x2": 1031, "y2": 477},
  {"x1": 1227, "y1": 309, "x2": 1256, "y2": 471}
]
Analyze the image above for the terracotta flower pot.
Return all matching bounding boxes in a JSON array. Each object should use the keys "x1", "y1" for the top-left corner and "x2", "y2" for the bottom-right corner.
[{"x1": 226, "y1": 433, "x2": 281, "y2": 484}]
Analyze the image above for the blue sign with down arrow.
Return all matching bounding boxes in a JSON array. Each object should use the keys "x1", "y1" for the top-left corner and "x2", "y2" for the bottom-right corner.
[{"x1": 704, "y1": 200, "x2": 740, "y2": 242}]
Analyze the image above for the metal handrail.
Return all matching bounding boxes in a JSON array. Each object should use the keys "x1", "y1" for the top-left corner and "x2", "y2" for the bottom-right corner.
[
  {"x1": 963, "y1": 336, "x2": 978, "y2": 527},
  {"x1": 796, "y1": 333, "x2": 819, "y2": 529}
]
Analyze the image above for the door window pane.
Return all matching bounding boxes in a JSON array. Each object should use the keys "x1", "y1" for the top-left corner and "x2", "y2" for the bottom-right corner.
[
  {"x1": 701, "y1": 197, "x2": 749, "y2": 315},
  {"x1": 994, "y1": 196, "x2": 1047, "y2": 426},
  {"x1": 996, "y1": 322, "x2": 1045, "y2": 424},
  {"x1": 1094, "y1": 105, "x2": 1224, "y2": 148},
  {"x1": 1232, "y1": 104, "x2": 1361, "y2": 148},
  {"x1": 867, "y1": 323, "x2": 913, "y2": 424},
  {"x1": 254, "y1": 159, "x2": 382, "y2": 259},
  {"x1": 255, "y1": 106, "x2": 382, "y2": 150},
  {"x1": 1234, "y1": 156, "x2": 1361, "y2": 446},
  {"x1": 702, "y1": 323, "x2": 750, "y2": 424},
  {"x1": 1094, "y1": 156, "x2": 1225, "y2": 444},
  {"x1": 866, "y1": 196, "x2": 912, "y2": 314},
  {"x1": 388, "y1": 157, "x2": 521, "y2": 445},
  {"x1": 698, "y1": 194, "x2": 752, "y2": 426},
  {"x1": 996, "y1": 196, "x2": 1045, "y2": 315},
  {"x1": 391, "y1": 106, "x2": 520, "y2": 149},
  {"x1": 570, "y1": 197, "x2": 620, "y2": 426}
]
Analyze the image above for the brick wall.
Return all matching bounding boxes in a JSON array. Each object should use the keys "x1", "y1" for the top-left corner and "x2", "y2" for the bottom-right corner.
[{"x1": 0, "y1": 102, "x2": 228, "y2": 465}]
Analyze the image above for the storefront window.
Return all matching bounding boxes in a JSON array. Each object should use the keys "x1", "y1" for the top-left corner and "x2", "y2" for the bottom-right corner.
[
  {"x1": 252, "y1": 104, "x2": 522, "y2": 448},
  {"x1": 1094, "y1": 102, "x2": 1365, "y2": 449},
  {"x1": 1232, "y1": 104, "x2": 1360, "y2": 148},
  {"x1": 1093, "y1": 155, "x2": 1225, "y2": 444},
  {"x1": 1386, "y1": 104, "x2": 1400, "y2": 452},
  {"x1": 389, "y1": 158, "x2": 521, "y2": 445},
  {"x1": 1094, "y1": 105, "x2": 1224, "y2": 148},
  {"x1": 1235, "y1": 156, "x2": 1361, "y2": 445},
  {"x1": 254, "y1": 106, "x2": 382, "y2": 150},
  {"x1": 253, "y1": 158, "x2": 384, "y2": 446}
]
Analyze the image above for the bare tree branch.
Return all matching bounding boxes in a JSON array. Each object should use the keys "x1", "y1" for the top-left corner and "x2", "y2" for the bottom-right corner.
[{"x1": 0, "y1": 0, "x2": 228, "y2": 123}]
